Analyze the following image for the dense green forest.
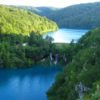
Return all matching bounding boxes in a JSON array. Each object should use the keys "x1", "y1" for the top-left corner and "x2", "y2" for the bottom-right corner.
[
  {"x1": 47, "y1": 28, "x2": 100, "y2": 100},
  {"x1": 20, "y1": 2, "x2": 100, "y2": 29},
  {"x1": 0, "y1": 2, "x2": 100, "y2": 100},
  {"x1": 0, "y1": 5, "x2": 58, "y2": 35},
  {"x1": 0, "y1": 31, "x2": 75, "y2": 68},
  {"x1": 0, "y1": 5, "x2": 76, "y2": 68},
  {"x1": 54, "y1": 2, "x2": 100, "y2": 29},
  {"x1": 0, "y1": 32, "x2": 53, "y2": 68},
  {"x1": 0, "y1": 5, "x2": 59, "y2": 68}
]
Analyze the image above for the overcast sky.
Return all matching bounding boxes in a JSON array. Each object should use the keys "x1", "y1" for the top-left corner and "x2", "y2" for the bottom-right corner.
[{"x1": 0, "y1": 0, "x2": 100, "y2": 8}]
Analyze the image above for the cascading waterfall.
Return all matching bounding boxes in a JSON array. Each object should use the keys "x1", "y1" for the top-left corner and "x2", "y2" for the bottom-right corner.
[
  {"x1": 50, "y1": 52, "x2": 53, "y2": 65},
  {"x1": 50, "y1": 53, "x2": 59, "y2": 65},
  {"x1": 63, "y1": 54, "x2": 67, "y2": 62},
  {"x1": 54, "y1": 54, "x2": 58, "y2": 65},
  {"x1": 50, "y1": 52, "x2": 53, "y2": 61}
]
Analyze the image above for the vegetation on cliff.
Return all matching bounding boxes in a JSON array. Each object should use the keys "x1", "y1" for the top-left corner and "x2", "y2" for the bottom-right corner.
[{"x1": 47, "y1": 28, "x2": 100, "y2": 100}]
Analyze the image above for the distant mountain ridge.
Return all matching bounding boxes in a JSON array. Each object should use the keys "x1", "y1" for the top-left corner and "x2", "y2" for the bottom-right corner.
[
  {"x1": 18, "y1": 2, "x2": 100, "y2": 29},
  {"x1": 48, "y1": 2, "x2": 100, "y2": 29},
  {"x1": 17, "y1": 6, "x2": 59, "y2": 16}
]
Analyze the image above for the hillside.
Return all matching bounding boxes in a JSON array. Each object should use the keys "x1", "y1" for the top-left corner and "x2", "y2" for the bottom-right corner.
[
  {"x1": 17, "y1": 6, "x2": 59, "y2": 16},
  {"x1": 21, "y1": 2, "x2": 100, "y2": 29},
  {"x1": 44, "y1": 2, "x2": 100, "y2": 29},
  {"x1": 46, "y1": 2, "x2": 100, "y2": 29},
  {"x1": 0, "y1": 5, "x2": 58, "y2": 35},
  {"x1": 47, "y1": 28, "x2": 100, "y2": 100}
]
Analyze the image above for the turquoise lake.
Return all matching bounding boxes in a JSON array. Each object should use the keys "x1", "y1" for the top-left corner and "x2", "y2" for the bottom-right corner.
[
  {"x1": 0, "y1": 66, "x2": 61, "y2": 100},
  {"x1": 44, "y1": 28, "x2": 88, "y2": 43},
  {"x1": 0, "y1": 28, "x2": 89, "y2": 100}
]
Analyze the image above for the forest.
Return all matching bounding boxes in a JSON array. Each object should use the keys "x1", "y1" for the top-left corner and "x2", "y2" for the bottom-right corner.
[
  {"x1": 0, "y1": 5, "x2": 58, "y2": 35},
  {"x1": 0, "y1": 5, "x2": 77, "y2": 68},
  {"x1": 0, "y1": 30, "x2": 75, "y2": 68},
  {"x1": 47, "y1": 28, "x2": 100, "y2": 100},
  {"x1": 0, "y1": 3, "x2": 100, "y2": 100},
  {"x1": 20, "y1": 2, "x2": 100, "y2": 29},
  {"x1": 0, "y1": 5, "x2": 59, "y2": 68}
]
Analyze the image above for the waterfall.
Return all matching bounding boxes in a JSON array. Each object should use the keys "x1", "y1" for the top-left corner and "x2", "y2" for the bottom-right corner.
[
  {"x1": 63, "y1": 54, "x2": 67, "y2": 62},
  {"x1": 49, "y1": 53, "x2": 59, "y2": 65},
  {"x1": 54, "y1": 54, "x2": 58, "y2": 65},
  {"x1": 50, "y1": 52, "x2": 53, "y2": 61},
  {"x1": 49, "y1": 52, "x2": 53, "y2": 65}
]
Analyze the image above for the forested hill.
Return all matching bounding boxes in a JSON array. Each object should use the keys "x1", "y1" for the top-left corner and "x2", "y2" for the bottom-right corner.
[
  {"x1": 47, "y1": 28, "x2": 100, "y2": 100},
  {"x1": 20, "y1": 2, "x2": 100, "y2": 29},
  {"x1": 17, "y1": 6, "x2": 59, "y2": 16},
  {"x1": 47, "y1": 2, "x2": 100, "y2": 29},
  {"x1": 0, "y1": 5, "x2": 58, "y2": 35}
]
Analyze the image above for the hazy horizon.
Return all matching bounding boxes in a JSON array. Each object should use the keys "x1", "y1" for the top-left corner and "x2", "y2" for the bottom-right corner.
[{"x1": 0, "y1": 0, "x2": 100, "y2": 8}]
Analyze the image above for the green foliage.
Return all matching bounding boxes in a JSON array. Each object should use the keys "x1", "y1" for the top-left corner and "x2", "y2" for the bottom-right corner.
[
  {"x1": 84, "y1": 83, "x2": 100, "y2": 100},
  {"x1": 47, "y1": 28, "x2": 100, "y2": 100},
  {"x1": 0, "y1": 31, "x2": 76, "y2": 68},
  {"x1": 0, "y1": 5, "x2": 59, "y2": 68},
  {"x1": 32, "y1": 2, "x2": 100, "y2": 29},
  {"x1": 53, "y1": 43, "x2": 76, "y2": 64},
  {"x1": 91, "y1": 84, "x2": 100, "y2": 100},
  {"x1": 0, "y1": 32, "x2": 54, "y2": 68},
  {"x1": 0, "y1": 5, "x2": 58, "y2": 35}
]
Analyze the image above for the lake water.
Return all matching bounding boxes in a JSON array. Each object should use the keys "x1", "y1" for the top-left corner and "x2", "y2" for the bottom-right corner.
[
  {"x1": 0, "y1": 66, "x2": 61, "y2": 100},
  {"x1": 44, "y1": 28, "x2": 88, "y2": 43}
]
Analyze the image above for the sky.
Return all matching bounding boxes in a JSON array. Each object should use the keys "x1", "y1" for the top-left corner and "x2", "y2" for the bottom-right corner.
[{"x1": 0, "y1": 0, "x2": 100, "y2": 8}]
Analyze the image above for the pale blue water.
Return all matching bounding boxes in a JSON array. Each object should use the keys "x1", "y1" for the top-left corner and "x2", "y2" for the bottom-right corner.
[
  {"x1": 44, "y1": 28, "x2": 88, "y2": 43},
  {"x1": 0, "y1": 66, "x2": 61, "y2": 100}
]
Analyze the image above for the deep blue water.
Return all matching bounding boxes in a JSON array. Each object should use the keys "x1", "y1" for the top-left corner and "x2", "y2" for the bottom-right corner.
[
  {"x1": 0, "y1": 66, "x2": 61, "y2": 100},
  {"x1": 44, "y1": 28, "x2": 88, "y2": 43}
]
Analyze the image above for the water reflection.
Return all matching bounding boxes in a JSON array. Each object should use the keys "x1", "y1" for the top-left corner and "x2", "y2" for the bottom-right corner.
[
  {"x1": 0, "y1": 66, "x2": 61, "y2": 100},
  {"x1": 44, "y1": 28, "x2": 88, "y2": 43}
]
